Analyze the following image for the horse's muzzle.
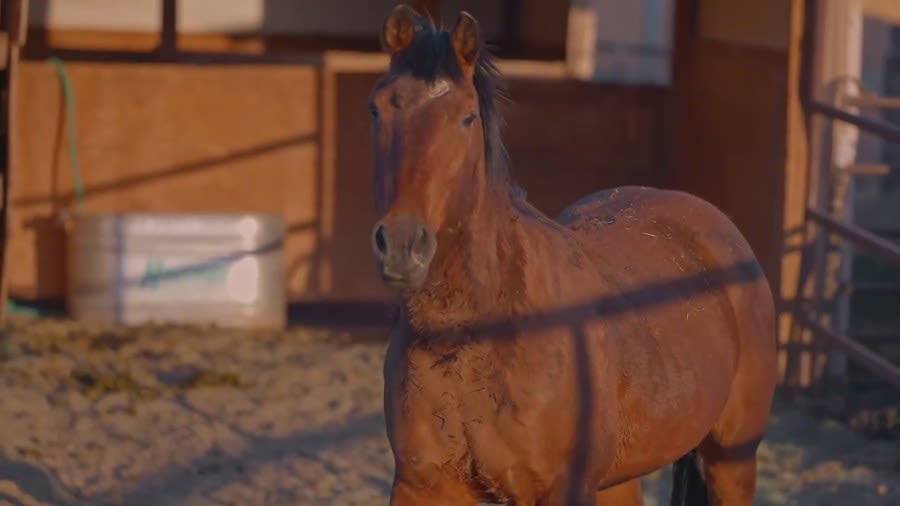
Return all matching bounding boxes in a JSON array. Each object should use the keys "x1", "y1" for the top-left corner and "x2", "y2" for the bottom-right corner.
[{"x1": 371, "y1": 215, "x2": 437, "y2": 289}]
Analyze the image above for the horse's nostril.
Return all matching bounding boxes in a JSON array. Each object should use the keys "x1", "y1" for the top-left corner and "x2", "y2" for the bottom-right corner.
[{"x1": 373, "y1": 224, "x2": 388, "y2": 256}]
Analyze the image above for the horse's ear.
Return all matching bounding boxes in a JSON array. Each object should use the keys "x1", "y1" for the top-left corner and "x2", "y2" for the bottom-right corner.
[
  {"x1": 381, "y1": 5, "x2": 419, "y2": 55},
  {"x1": 451, "y1": 11, "x2": 481, "y2": 75}
]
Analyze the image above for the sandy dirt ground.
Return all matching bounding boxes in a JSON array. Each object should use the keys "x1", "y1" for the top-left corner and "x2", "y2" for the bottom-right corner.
[{"x1": 0, "y1": 317, "x2": 898, "y2": 506}]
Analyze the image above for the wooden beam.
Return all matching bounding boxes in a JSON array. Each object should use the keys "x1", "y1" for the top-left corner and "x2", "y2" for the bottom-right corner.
[
  {"x1": 0, "y1": 0, "x2": 27, "y2": 323},
  {"x1": 843, "y1": 163, "x2": 890, "y2": 175},
  {"x1": 844, "y1": 94, "x2": 900, "y2": 109},
  {"x1": 781, "y1": 0, "x2": 813, "y2": 387},
  {"x1": 864, "y1": 0, "x2": 900, "y2": 25},
  {"x1": 10, "y1": 0, "x2": 28, "y2": 46},
  {"x1": 159, "y1": 0, "x2": 177, "y2": 56}
]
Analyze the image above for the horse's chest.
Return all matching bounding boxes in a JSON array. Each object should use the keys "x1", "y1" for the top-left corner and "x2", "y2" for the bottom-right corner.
[
  {"x1": 391, "y1": 343, "x2": 564, "y2": 501},
  {"x1": 403, "y1": 345, "x2": 500, "y2": 423}
]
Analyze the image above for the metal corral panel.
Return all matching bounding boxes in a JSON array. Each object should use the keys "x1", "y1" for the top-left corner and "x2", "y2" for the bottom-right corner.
[{"x1": 67, "y1": 213, "x2": 286, "y2": 328}]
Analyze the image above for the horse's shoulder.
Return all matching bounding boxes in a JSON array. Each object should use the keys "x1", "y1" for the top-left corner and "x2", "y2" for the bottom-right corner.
[
  {"x1": 553, "y1": 186, "x2": 758, "y2": 278},
  {"x1": 556, "y1": 186, "x2": 737, "y2": 234}
]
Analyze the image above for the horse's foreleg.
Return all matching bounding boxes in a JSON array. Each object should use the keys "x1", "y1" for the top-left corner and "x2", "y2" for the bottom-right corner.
[
  {"x1": 594, "y1": 479, "x2": 643, "y2": 506},
  {"x1": 539, "y1": 476, "x2": 639, "y2": 506},
  {"x1": 389, "y1": 478, "x2": 479, "y2": 506}
]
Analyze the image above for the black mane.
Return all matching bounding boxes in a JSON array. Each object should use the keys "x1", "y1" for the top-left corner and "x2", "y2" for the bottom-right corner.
[{"x1": 389, "y1": 20, "x2": 512, "y2": 193}]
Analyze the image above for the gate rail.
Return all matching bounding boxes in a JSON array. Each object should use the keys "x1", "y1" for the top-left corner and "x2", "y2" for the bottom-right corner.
[{"x1": 789, "y1": 97, "x2": 900, "y2": 389}]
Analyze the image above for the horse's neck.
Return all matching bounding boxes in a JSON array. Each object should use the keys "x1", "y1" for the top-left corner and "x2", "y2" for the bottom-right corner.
[{"x1": 404, "y1": 189, "x2": 527, "y2": 332}]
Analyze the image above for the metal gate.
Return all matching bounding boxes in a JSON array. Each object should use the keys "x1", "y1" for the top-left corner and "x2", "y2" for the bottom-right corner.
[{"x1": 786, "y1": 0, "x2": 900, "y2": 391}]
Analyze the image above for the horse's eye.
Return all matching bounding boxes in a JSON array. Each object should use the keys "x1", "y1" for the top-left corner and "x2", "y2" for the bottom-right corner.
[
  {"x1": 368, "y1": 102, "x2": 379, "y2": 120},
  {"x1": 462, "y1": 112, "x2": 477, "y2": 127}
]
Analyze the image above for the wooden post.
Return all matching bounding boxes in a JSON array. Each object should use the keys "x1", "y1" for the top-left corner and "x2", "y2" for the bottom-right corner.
[
  {"x1": 8, "y1": 0, "x2": 28, "y2": 47},
  {"x1": 565, "y1": 0, "x2": 597, "y2": 80},
  {"x1": 781, "y1": 0, "x2": 813, "y2": 389},
  {"x1": 822, "y1": 0, "x2": 862, "y2": 387},
  {"x1": 0, "y1": 0, "x2": 27, "y2": 324},
  {"x1": 785, "y1": 0, "x2": 863, "y2": 388},
  {"x1": 159, "y1": 0, "x2": 177, "y2": 57}
]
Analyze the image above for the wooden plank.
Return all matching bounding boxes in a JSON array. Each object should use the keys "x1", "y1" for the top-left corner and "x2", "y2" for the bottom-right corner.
[
  {"x1": 844, "y1": 94, "x2": 900, "y2": 109},
  {"x1": 565, "y1": 0, "x2": 596, "y2": 80},
  {"x1": 159, "y1": 0, "x2": 176, "y2": 55},
  {"x1": 864, "y1": 0, "x2": 900, "y2": 25},
  {"x1": 0, "y1": 0, "x2": 24, "y2": 323},
  {"x1": 0, "y1": 32, "x2": 8, "y2": 70},
  {"x1": 778, "y1": 0, "x2": 815, "y2": 387},
  {"x1": 325, "y1": 50, "x2": 569, "y2": 78},
  {"x1": 14, "y1": 0, "x2": 28, "y2": 46},
  {"x1": 842, "y1": 163, "x2": 890, "y2": 175}
]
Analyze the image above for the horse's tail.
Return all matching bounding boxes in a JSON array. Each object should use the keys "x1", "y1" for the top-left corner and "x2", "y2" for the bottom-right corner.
[{"x1": 669, "y1": 448, "x2": 709, "y2": 506}]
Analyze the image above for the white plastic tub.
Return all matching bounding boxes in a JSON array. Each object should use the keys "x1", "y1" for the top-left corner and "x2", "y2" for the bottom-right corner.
[{"x1": 66, "y1": 213, "x2": 286, "y2": 328}]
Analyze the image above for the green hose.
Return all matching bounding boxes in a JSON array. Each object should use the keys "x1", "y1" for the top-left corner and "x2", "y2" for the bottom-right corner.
[
  {"x1": 5, "y1": 57, "x2": 85, "y2": 318},
  {"x1": 48, "y1": 56, "x2": 85, "y2": 211}
]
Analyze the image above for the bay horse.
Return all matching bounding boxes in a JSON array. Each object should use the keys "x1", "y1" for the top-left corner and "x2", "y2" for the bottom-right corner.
[{"x1": 369, "y1": 6, "x2": 777, "y2": 505}]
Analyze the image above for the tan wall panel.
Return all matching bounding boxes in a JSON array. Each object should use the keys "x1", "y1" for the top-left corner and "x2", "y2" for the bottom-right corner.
[
  {"x1": 670, "y1": 41, "x2": 790, "y2": 285},
  {"x1": 504, "y1": 82, "x2": 666, "y2": 214}
]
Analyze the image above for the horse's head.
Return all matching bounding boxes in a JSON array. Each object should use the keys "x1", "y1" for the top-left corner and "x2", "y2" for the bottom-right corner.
[{"x1": 369, "y1": 6, "x2": 505, "y2": 290}]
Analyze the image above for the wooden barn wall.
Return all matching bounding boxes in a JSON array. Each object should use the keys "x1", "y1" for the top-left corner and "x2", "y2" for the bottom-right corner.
[
  {"x1": 10, "y1": 63, "x2": 326, "y2": 301},
  {"x1": 669, "y1": 0, "x2": 807, "y2": 376},
  {"x1": 9, "y1": 61, "x2": 668, "y2": 303}
]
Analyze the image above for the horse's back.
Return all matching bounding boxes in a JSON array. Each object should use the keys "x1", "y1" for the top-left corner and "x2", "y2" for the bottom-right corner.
[
  {"x1": 558, "y1": 186, "x2": 740, "y2": 241},
  {"x1": 556, "y1": 185, "x2": 774, "y2": 340},
  {"x1": 557, "y1": 186, "x2": 767, "y2": 298}
]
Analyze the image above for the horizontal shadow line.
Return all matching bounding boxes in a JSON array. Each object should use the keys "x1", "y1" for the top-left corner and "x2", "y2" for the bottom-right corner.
[
  {"x1": 423, "y1": 260, "x2": 764, "y2": 340},
  {"x1": 14, "y1": 134, "x2": 319, "y2": 208}
]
